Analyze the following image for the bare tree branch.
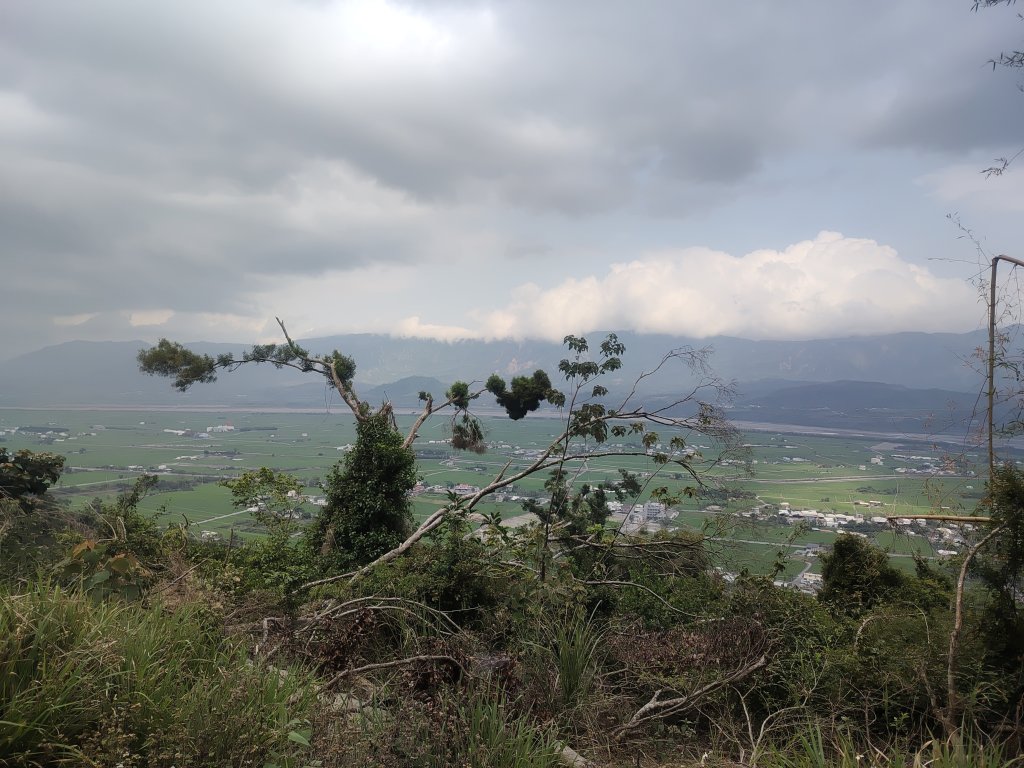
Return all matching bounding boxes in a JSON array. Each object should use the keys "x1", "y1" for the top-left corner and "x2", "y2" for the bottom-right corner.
[
  {"x1": 612, "y1": 654, "x2": 768, "y2": 739},
  {"x1": 316, "y1": 654, "x2": 464, "y2": 692}
]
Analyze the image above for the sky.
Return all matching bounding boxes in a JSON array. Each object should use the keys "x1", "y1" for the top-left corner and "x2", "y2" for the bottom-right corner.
[{"x1": 2, "y1": 0, "x2": 1023, "y2": 359}]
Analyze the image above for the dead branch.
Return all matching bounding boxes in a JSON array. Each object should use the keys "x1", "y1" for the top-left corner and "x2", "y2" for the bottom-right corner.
[
  {"x1": 316, "y1": 654, "x2": 464, "y2": 693},
  {"x1": 276, "y1": 317, "x2": 366, "y2": 421},
  {"x1": 297, "y1": 595, "x2": 460, "y2": 635},
  {"x1": 612, "y1": 654, "x2": 767, "y2": 739}
]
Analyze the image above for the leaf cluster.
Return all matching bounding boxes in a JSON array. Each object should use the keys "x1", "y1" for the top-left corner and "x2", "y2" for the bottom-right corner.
[
  {"x1": 486, "y1": 371, "x2": 564, "y2": 420},
  {"x1": 138, "y1": 337, "x2": 358, "y2": 393},
  {"x1": 0, "y1": 448, "x2": 65, "y2": 503}
]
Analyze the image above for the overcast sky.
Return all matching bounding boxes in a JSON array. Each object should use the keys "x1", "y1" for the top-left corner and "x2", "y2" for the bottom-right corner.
[{"x1": 2, "y1": 0, "x2": 1023, "y2": 359}]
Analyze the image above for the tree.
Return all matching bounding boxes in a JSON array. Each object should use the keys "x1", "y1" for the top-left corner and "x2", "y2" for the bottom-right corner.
[
  {"x1": 970, "y1": 463, "x2": 1024, "y2": 694},
  {"x1": 0, "y1": 448, "x2": 64, "y2": 507},
  {"x1": 1, "y1": 449, "x2": 67, "y2": 577},
  {"x1": 818, "y1": 534, "x2": 908, "y2": 615},
  {"x1": 139, "y1": 321, "x2": 742, "y2": 586},
  {"x1": 138, "y1": 319, "x2": 566, "y2": 573},
  {"x1": 316, "y1": 407, "x2": 417, "y2": 569}
]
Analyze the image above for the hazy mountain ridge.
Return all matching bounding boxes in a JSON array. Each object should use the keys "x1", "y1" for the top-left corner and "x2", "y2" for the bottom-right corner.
[
  {"x1": 0, "y1": 332, "x2": 992, "y2": 431},
  {"x1": 724, "y1": 379, "x2": 987, "y2": 436}
]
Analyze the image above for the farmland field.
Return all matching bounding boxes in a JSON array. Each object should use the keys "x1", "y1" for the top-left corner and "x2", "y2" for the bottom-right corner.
[{"x1": 1, "y1": 406, "x2": 987, "y2": 583}]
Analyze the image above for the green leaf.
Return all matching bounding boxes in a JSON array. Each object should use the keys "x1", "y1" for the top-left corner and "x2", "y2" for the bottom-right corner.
[
  {"x1": 86, "y1": 570, "x2": 111, "y2": 588},
  {"x1": 287, "y1": 729, "x2": 312, "y2": 747}
]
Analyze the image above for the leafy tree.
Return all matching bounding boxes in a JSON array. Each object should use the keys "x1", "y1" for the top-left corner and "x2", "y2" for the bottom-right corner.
[
  {"x1": 971, "y1": 463, "x2": 1024, "y2": 694},
  {"x1": 140, "y1": 322, "x2": 741, "y2": 587},
  {"x1": 485, "y1": 370, "x2": 564, "y2": 420},
  {"x1": 221, "y1": 467, "x2": 304, "y2": 526},
  {"x1": 0, "y1": 448, "x2": 64, "y2": 507},
  {"x1": 316, "y1": 407, "x2": 417, "y2": 569},
  {"x1": 1, "y1": 449, "x2": 68, "y2": 578},
  {"x1": 818, "y1": 534, "x2": 909, "y2": 615},
  {"x1": 138, "y1": 318, "x2": 562, "y2": 580}
]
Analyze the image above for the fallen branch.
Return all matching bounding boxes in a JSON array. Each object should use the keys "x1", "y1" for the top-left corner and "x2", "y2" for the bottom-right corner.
[
  {"x1": 297, "y1": 595, "x2": 460, "y2": 635},
  {"x1": 613, "y1": 654, "x2": 768, "y2": 739},
  {"x1": 317, "y1": 654, "x2": 464, "y2": 692}
]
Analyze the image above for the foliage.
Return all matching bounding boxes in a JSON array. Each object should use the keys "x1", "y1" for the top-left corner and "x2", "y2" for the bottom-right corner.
[
  {"x1": 216, "y1": 470, "x2": 319, "y2": 603},
  {"x1": 974, "y1": 463, "x2": 1024, "y2": 629},
  {"x1": 485, "y1": 370, "x2": 564, "y2": 420},
  {"x1": 970, "y1": 463, "x2": 1024, "y2": 711},
  {"x1": 221, "y1": 467, "x2": 305, "y2": 525},
  {"x1": 543, "y1": 610, "x2": 604, "y2": 715},
  {"x1": 313, "y1": 689, "x2": 561, "y2": 768},
  {"x1": 56, "y1": 476, "x2": 167, "y2": 600},
  {"x1": 818, "y1": 534, "x2": 912, "y2": 615},
  {"x1": 0, "y1": 583, "x2": 315, "y2": 767},
  {"x1": 354, "y1": 514, "x2": 505, "y2": 620},
  {"x1": 1, "y1": 448, "x2": 70, "y2": 578},
  {"x1": 314, "y1": 408, "x2": 417, "y2": 569},
  {"x1": 451, "y1": 695, "x2": 562, "y2": 768},
  {"x1": 122, "y1": 323, "x2": 1024, "y2": 760},
  {"x1": 0, "y1": 448, "x2": 65, "y2": 503}
]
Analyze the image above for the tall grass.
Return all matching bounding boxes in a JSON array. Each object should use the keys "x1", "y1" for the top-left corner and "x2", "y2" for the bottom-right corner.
[
  {"x1": 550, "y1": 610, "x2": 604, "y2": 713},
  {"x1": 755, "y1": 724, "x2": 1024, "y2": 768},
  {"x1": 450, "y1": 695, "x2": 562, "y2": 768},
  {"x1": 912, "y1": 736, "x2": 1024, "y2": 768},
  {"x1": 0, "y1": 583, "x2": 315, "y2": 767}
]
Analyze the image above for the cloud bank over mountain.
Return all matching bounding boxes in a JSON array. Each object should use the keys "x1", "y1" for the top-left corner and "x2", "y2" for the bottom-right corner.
[{"x1": 0, "y1": 1, "x2": 1017, "y2": 356}]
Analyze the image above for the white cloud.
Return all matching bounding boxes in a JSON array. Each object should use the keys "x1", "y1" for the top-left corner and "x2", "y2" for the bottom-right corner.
[
  {"x1": 128, "y1": 309, "x2": 175, "y2": 327},
  {"x1": 52, "y1": 312, "x2": 98, "y2": 327},
  {"x1": 463, "y1": 232, "x2": 978, "y2": 341},
  {"x1": 393, "y1": 316, "x2": 477, "y2": 342}
]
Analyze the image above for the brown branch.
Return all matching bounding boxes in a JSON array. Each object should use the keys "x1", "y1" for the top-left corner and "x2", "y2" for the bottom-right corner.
[
  {"x1": 613, "y1": 654, "x2": 768, "y2": 739},
  {"x1": 326, "y1": 358, "x2": 366, "y2": 421},
  {"x1": 297, "y1": 569, "x2": 358, "y2": 593},
  {"x1": 316, "y1": 654, "x2": 464, "y2": 692},
  {"x1": 401, "y1": 386, "x2": 488, "y2": 448},
  {"x1": 296, "y1": 595, "x2": 460, "y2": 634},
  {"x1": 344, "y1": 448, "x2": 678, "y2": 584},
  {"x1": 402, "y1": 394, "x2": 434, "y2": 449},
  {"x1": 275, "y1": 316, "x2": 366, "y2": 420}
]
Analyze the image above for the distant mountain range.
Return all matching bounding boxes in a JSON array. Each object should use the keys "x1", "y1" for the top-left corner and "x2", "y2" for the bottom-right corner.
[{"x1": 0, "y1": 330, "x2": 1001, "y2": 435}]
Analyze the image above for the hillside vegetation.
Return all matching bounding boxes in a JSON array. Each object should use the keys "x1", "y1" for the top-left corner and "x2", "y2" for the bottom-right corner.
[{"x1": 1, "y1": 333, "x2": 1022, "y2": 767}]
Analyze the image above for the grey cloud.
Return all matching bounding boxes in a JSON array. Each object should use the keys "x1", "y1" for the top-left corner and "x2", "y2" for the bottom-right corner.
[
  {"x1": 0, "y1": 0, "x2": 1014, "y2": 356},
  {"x1": 4, "y1": 1, "x2": 1015, "y2": 213}
]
